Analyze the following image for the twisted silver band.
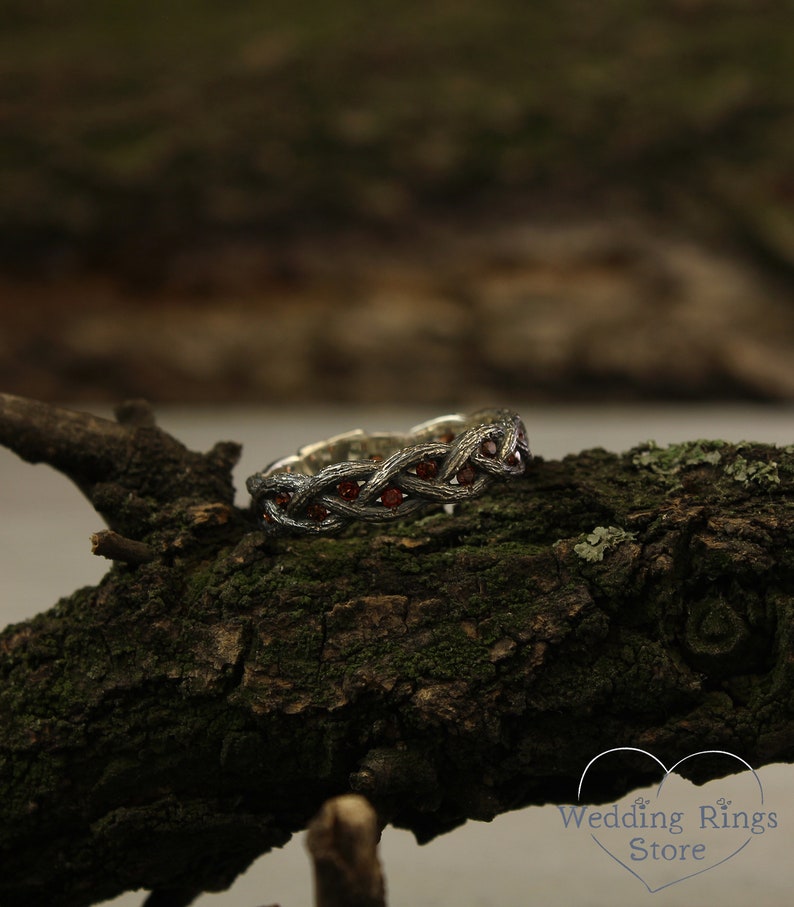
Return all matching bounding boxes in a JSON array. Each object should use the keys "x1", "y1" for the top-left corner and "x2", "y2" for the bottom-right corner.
[{"x1": 246, "y1": 408, "x2": 530, "y2": 535}]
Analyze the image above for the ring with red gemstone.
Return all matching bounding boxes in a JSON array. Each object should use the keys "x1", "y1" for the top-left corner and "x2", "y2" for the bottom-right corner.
[{"x1": 246, "y1": 408, "x2": 530, "y2": 535}]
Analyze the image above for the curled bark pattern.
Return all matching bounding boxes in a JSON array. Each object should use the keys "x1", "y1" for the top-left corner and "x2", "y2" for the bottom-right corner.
[{"x1": 1, "y1": 396, "x2": 793, "y2": 906}]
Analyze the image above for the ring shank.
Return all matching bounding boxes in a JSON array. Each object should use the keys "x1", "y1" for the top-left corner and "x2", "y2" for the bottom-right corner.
[
  {"x1": 264, "y1": 410, "x2": 513, "y2": 478},
  {"x1": 266, "y1": 429, "x2": 416, "y2": 477}
]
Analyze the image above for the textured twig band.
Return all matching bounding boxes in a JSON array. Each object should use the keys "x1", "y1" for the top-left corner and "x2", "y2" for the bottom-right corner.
[{"x1": 246, "y1": 409, "x2": 530, "y2": 535}]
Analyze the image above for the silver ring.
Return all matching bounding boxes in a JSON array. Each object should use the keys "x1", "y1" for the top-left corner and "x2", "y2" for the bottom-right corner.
[{"x1": 246, "y1": 408, "x2": 530, "y2": 535}]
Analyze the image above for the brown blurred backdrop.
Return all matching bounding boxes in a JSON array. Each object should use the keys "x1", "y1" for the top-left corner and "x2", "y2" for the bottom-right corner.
[{"x1": 2, "y1": 0, "x2": 793, "y2": 405}]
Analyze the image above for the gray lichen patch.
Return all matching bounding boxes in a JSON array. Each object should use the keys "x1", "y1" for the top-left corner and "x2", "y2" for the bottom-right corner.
[
  {"x1": 631, "y1": 439, "x2": 725, "y2": 482},
  {"x1": 724, "y1": 454, "x2": 780, "y2": 487},
  {"x1": 631, "y1": 439, "x2": 786, "y2": 492},
  {"x1": 573, "y1": 526, "x2": 638, "y2": 563}
]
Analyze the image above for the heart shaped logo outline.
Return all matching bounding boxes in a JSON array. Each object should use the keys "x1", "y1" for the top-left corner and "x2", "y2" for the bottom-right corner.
[{"x1": 577, "y1": 747, "x2": 764, "y2": 893}]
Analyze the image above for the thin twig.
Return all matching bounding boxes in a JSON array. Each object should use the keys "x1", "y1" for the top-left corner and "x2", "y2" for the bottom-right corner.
[{"x1": 91, "y1": 529, "x2": 155, "y2": 565}]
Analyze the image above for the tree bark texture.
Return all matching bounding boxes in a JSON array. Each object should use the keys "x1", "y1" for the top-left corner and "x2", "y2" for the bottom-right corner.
[{"x1": 1, "y1": 393, "x2": 793, "y2": 906}]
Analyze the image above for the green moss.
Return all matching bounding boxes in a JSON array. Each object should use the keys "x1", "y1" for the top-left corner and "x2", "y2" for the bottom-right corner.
[{"x1": 402, "y1": 632, "x2": 493, "y2": 682}]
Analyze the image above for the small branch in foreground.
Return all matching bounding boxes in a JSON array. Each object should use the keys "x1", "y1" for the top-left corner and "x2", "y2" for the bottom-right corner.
[
  {"x1": 91, "y1": 529, "x2": 155, "y2": 565},
  {"x1": 307, "y1": 795, "x2": 386, "y2": 907}
]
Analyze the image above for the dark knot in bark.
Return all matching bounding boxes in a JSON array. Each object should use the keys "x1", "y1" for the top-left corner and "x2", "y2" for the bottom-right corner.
[{"x1": 684, "y1": 596, "x2": 753, "y2": 675}]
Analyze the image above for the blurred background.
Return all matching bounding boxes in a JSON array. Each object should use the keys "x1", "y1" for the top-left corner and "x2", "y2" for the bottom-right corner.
[{"x1": 2, "y1": 0, "x2": 793, "y2": 404}]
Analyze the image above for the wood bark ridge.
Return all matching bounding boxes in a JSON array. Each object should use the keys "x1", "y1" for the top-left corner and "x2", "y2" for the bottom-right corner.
[{"x1": 1, "y1": 393, "x2": 793, "y2": 907}]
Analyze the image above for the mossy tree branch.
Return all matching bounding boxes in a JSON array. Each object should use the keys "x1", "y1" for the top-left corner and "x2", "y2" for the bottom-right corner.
[{"x1": 1, "y1": 394, "x2": 793, "y2": 907}]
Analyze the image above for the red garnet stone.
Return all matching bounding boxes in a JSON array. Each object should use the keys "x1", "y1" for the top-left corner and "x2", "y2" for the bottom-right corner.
[
  {"x1": 456, "y1": 462, "x2": 476, "y2": 485},
  {"x1": 274, "y1": 491, "x2": 291, "y2": 508},
  {"x1": 306, "y1": 503, "x2": 329, "y2": 522},
  {"x1": 480, "y1": 438, "x2": 498, "y2": 458},
  {"x1": 338, "y1": 480, "x2": 360, "y2": 500},
  {"x1": 380, "y1": 486, "x2": 404, "y2": 509},
  {"x1": 416, "y1": 458, "x2": 439, "y2": 480}
]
